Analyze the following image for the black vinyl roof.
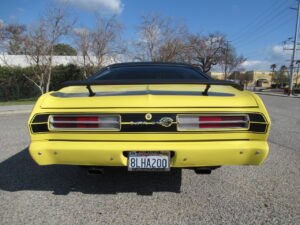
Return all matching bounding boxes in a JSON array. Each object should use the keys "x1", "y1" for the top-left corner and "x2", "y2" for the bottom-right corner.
[
  {"x1": 88, "y1": 62, "x2": 210, "y2": 81},
  {"x1": 59, "y1": 62, "x2": 244, "y2": 96}
]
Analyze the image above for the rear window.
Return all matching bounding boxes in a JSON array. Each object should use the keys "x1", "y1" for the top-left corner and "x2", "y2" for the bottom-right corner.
[{"x1": 89, "y1": 65, "x2": 208, "y2": 81}]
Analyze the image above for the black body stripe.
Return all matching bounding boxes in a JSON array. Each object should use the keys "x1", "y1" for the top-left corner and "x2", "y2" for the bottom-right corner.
[
  {"x1": 32, "y1": 114, "x2": 49, "y2": 123},
  {"x1": 31, "y1": 124, "x2": 49, "y2": 133},
  {"x1": 121, "y1": 113, "x2": 176, "y2": 122},
  {"x1": 121, "y1": 124, "x2": 177, "y2": 132},
  {"x1": 30, "y1": 113, "x2": 268, "y2": 133}
]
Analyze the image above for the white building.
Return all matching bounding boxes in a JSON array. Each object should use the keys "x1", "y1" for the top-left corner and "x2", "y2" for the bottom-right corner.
[{"x1": 0, "y1": 54, "x2": 120, "y2": 67}]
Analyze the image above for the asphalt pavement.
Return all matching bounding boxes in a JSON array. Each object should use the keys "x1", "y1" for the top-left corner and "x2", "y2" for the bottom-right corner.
[
  {"x1": 0, "y1": 95, "x2": 299, "y2": 225},
  {"x1": 0, "y1": 105, "x2": 33, "y2": 115}
]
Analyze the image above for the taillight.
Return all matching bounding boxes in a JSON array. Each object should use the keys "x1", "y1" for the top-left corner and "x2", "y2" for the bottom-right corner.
[
  {"x1": 177, "y1": 114, "x2": 249, "y2": 131},
  {"x1": 49, "y1": 115, "x2": 120, "y2": 131}
]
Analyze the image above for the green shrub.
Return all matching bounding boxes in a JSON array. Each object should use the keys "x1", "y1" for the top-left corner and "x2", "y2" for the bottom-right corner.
[
  {"x1": 51, "y1": 64, "x2": 84, "y2": 91},
  {"x1": 0, "y1": 64, "x2": 87, "y2": 102}
]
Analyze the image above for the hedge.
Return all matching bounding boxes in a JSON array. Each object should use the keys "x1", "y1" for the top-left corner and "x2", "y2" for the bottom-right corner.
[{"x1": 0, "y1": 64, "x2": 85, "y2": 102}]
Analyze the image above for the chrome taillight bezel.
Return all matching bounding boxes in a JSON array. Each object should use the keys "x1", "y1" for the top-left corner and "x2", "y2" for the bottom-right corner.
[
  {"x1": 48, "y1": 114, "x2": 121, "y2": 131},
  {"x1": 177, "y1": 114, "x2": 250, "y2": 131}
]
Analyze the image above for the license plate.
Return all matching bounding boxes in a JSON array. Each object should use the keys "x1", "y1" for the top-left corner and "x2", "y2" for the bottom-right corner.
[{"x1": 128, "y1": 151, "x2": 170, "y2": 171}]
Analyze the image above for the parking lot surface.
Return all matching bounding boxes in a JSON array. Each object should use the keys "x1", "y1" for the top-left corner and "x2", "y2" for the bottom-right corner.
[{"x1": 0, "y1": 95, "x2": 299, "y2": 225}]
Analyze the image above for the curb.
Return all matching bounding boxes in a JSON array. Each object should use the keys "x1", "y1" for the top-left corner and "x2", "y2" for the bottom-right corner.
[
  {"x1": 255, "y1": 92, "x2": 300, "y2": 98},
  {"x1": 0, "y1": 109, "x2": 31, "y2": 115}
]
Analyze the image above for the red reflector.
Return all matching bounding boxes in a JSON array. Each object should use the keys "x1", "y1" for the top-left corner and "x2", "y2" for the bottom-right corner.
[
  {"x1": 53, "y1": 116, "x2": 99, "y2": 122},
  {"x1": 52, "y1": 123, "x2": 100, "y2": 128},
  {"x1": 199, "y1": 116, "x2": 244, "y2": 121},
  {"x1": 199, "y1": 123, "x2": 246, "y2": 128}
]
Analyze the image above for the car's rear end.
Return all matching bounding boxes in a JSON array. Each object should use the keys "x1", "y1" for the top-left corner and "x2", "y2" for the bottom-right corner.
[{"x1": 28, "y1": 68, "x2": 271, "y2": 172}]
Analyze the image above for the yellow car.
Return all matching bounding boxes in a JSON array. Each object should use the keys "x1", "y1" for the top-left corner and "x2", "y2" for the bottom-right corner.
[{"x1": 27, "y1": 62, "x2": 271, "y2": 174}]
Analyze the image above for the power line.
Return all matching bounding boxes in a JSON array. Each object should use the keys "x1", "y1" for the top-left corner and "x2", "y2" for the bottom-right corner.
[
  {"x1": 229, "y1": 0, "x2": 287, "y2": 40},
  {"x1": 241, "y1": 48, "x2": 269, "y2": 59},
  {"x1": 233, "y1": 12, "x2": 293, "y2": 49},
  {"x1": 233, "y1": 8, "x2": 292, "y2": 46},
  {"x1": 230, "y1": 0, "x2": 290, "y2": 41}
]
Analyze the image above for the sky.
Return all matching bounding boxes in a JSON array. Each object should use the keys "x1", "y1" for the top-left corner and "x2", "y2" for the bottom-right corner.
[{"x1": 0, "y1": 0, "x2": 298, "y2": 71}]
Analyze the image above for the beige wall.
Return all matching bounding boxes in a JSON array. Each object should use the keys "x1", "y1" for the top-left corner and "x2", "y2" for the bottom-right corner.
[
  {"x1": 245, "y1": 71, "x2": 273, "y2": 87},
  {"x1": 205, "y1": 70, "x2": 299, "y2": 88},
  {"x1": 207, "y1": 72, "x2": 225, "y2": 80}
]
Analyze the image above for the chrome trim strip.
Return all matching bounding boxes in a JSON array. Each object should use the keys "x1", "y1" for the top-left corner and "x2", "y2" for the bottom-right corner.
[{"x1": 50, "y1": 120, "x2": 119, "y2": 124}]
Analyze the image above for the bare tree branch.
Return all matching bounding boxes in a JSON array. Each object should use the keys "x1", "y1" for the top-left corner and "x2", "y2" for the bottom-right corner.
[
  {"x1": 134, "y1": 13, "x2": 187, "y2": 62},
  {"x1": 184, "y1": 33, "x2": 226, "y2": 73},
  {"x1": 220, "y1": 42, "x2": 246, "y2": 79},
  {"x1": 73, "y1": 15, "x2": 124, "y2": 75},
  {"x1": 23, "y1": 6, "x2": 75, "y2": 94}
]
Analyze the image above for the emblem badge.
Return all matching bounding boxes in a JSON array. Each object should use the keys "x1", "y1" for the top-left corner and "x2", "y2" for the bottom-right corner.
[
  {"x1": 159, "y1": 117, "x2": 174, "y2": 127},
  {"x1": 145, "y1": 113, "x2": 152, "y2": 120}
]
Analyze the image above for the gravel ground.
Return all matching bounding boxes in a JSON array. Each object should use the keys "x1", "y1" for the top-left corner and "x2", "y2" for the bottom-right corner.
[{"x1": 0, "y1": 95, "x2": 299, "y2": 225}]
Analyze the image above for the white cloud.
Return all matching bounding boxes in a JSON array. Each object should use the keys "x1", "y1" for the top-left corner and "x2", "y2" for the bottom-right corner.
[
  {"x1": 241, "y1": 60, "x2": 270, "y2": 71},
  {"x1": 242, "y1": 45, "x2": 293, "y2": 70},
  {"x1": 266, "y1": 45, "x2": 292, "y2": 62},
  {"x1": 59, "y1": 0, "x2": 123, "y2": 14}
]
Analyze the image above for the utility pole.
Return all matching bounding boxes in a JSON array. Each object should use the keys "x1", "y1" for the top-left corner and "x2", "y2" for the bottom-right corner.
[{"x1": 289, "y1": 0, "x2": 300, "y2": 95}]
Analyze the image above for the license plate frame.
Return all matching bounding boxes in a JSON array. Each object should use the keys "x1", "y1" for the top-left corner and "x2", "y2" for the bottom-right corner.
[{"x1": 128, "y1": 151, "x2": 170, "y2": 171}]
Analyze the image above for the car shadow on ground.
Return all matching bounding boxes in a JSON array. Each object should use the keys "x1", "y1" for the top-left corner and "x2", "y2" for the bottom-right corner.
[{"x1": 0, "y1": 148, "x2": 182, "y2": 195}]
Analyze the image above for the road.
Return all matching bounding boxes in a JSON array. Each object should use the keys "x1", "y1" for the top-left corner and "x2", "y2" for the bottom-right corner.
[{"x1": 0, "y1": 95, "x2": 299, "y2": 225}]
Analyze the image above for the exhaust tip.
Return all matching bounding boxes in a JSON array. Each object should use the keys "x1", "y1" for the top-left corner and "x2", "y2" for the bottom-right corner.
[
  {"x1": 194, "y1": 168, "x2": 212, "y2": 174},
  {"x1": 194, "y1": 166, "x2": 220, "y2": 174},
  {"x1": 87, "y1": 167, "x2": 104, "y2": 175}
]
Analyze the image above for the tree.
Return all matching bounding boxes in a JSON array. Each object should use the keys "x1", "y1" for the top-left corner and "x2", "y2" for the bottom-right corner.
[
  {"x1": 270, "y1": 64, "x2": 277, "y2": 85},
  {"x1": 73, "y1": 28, "x2": 93, "y2": 78},
  {"x1": 272, "y1": 65, "x2": 288, "y2": 87},
  {"x1": 5, "y1": 24, "x2": 27, "y2": 54},
  {"x1": 279, "y1": 65, "x2": 289, "y2": 87},
  {"x1": 91, "y1": 15, "x2": 124, "y2": 70},
  {"x1": 134, "y1": 14, "x2": 187, "y2": 62},
  {"x1": 184, "y1": 33, "x2": 226, "y2": 73},
  {"x1": 0, "y1": 21, "x2": 5, "y2": 41},
  {"x1": 53, "y1": 43, "x2": 77, "y2": 56},
  {"x1": 270, "y1": 64, "x2": 277, "y2": 72},
  {"x1": 219, "y1": 42, "x2": 245, "y2": 79},
  {"x1": 0, "y1": 23, "x2": 27, "y2": 67},
  {"x1": 23, "y1": 6, "x2": 75, "y2": 94},
  {"x1": 73, "y1": 16, "x2": 124, "y2": 76}
]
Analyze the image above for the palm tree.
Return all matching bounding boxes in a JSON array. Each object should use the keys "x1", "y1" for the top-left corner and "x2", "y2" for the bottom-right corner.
[
  {"x1": 270, "y1": 64, "x2": 277, "y2": 86},
  {"x1": 279, "y1": 65, "x2": 288, "y2": 88},
  {"x1": 270, "y1": 64, "x2": 277, "y2": 71}
]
